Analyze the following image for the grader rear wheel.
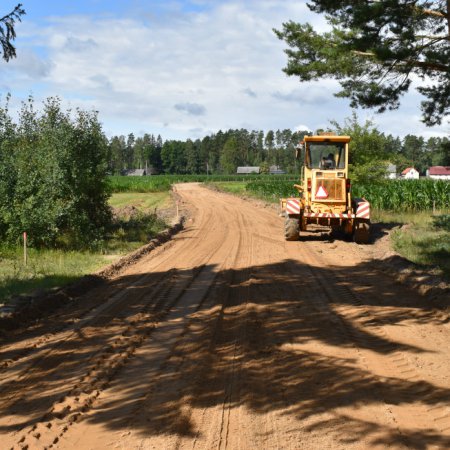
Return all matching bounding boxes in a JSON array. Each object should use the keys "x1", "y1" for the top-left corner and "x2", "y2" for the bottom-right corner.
[
  {"x1": 353, "y1": 221, "x2": 370, "y2": 244},
  {"x1": 285, "y1": 217, "x2": 300, "y2": 241}
]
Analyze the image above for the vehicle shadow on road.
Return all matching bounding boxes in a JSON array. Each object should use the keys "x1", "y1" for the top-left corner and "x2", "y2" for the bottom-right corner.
[
  {"x1": 304, "y1": 222, "x2": 401, "y2": 244},
  {"x1": 0, "y1": 258, "x2": 449, "y2": 448}
]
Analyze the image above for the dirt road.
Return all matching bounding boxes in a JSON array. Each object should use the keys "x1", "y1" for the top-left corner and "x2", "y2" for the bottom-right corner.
[{"x1": 1, "y1": 183, "x2": 449, "y2": 450}]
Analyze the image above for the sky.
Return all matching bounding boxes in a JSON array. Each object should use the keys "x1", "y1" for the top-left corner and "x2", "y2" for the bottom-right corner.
[{"x1": 1, "y1": 0, "x2": 449, "y2": 141}]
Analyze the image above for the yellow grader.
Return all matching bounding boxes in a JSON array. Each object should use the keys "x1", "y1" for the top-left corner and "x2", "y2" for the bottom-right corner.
[{"x1": 280, "y1": 133, "x2": 370, "y2": 243}]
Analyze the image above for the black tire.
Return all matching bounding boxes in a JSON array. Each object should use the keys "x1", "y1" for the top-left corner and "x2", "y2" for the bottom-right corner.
[
  {"x1": 353, "y1": 221, "x2": 370, "y2": 244},
  {"x1": 285, "y1": 217, "x2": 300, "y2": 241}
]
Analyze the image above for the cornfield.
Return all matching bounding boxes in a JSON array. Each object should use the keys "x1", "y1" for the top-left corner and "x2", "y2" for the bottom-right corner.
[
  {"x1": 109, "y1": 176, "x2": 449, "y2": 212},
  {"x1": 352, "y1": 179, "x2": 449, "y2": 211},
  {"x1": 245, "y1": 179, "x2": 450, "y2": 212}
]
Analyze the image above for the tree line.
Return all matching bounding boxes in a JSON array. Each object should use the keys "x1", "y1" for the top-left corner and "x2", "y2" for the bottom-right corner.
[
  {"x1": 107, "y1": 117, "x2": 449, "y2": 178},
  {"x1": 107, "y1": 129, "x2": 307, "y2": 175}
]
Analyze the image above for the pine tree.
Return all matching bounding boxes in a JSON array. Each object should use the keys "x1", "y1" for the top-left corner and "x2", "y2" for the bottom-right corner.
[{"x1": 274, "y1": 1, "x2": 450, "y2": 126}]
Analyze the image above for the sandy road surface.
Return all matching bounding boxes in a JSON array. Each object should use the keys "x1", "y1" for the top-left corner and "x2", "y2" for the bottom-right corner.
[{"x1": 1, "y1": 183, "x2": 450, "y2": 450}]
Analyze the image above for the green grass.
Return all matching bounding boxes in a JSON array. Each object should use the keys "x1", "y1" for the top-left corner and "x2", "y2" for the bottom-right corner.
[
  {"x1": 0, "y1": 195, "x2": 171, "y2": 304},
  {"x1": 105, "y1": 211, "x2": 167, "y2": 254},
  {"x1": 0, "y1": 247, "x2": 107, "y2": 302},
  {"x1": 109, "y1": 192, "x2": 171, "y2": 211},
  {"x1": 209, "y1": 181, "x2": 247, "y2": 195},
  {"x1": 208, "y1": 180, "x2": 294, "y2": 203},
  {"x1": 373, "y1": 211, "x2": 450, "y2": 279}
]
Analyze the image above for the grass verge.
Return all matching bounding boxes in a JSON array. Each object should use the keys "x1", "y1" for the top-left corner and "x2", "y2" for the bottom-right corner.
[
  {"x1": 0, "y1": 248, "x2": 106, "y2": 301},
  {"x1": 372, "y1": 210, "x2": 450, "y2": 279},
  {"x1": 206, "y1": 181, "x2": 282, "y2": 202},
  {"x1": 207, "y1": 181, "x2": 246, "y2": 195},
  {"x1": 0, "y1": 193, "x2": 172, "y2": 304},
  {"x1": 109, "y1": 192, "x2": 171, "y2": 211}
]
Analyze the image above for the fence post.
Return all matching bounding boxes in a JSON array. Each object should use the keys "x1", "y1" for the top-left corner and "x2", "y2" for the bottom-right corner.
[{"x1": 23, "y1": 232, "x2": 27, "y2": 266}]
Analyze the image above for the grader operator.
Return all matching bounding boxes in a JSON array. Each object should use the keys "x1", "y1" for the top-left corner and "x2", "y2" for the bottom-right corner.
[{"x1": 280, "y1": 133, "x2": 370, "y2": 243}]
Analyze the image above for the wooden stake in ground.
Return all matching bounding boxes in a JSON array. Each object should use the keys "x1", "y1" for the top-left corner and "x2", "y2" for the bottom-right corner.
[{"x1": 23, "y1": 231, "x2": 27, "y2": 266}]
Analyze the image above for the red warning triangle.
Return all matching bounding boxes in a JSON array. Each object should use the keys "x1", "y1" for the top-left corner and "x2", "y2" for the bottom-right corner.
[{"x1": 316, "y1": 185, "x2": 328, "y2": 199}]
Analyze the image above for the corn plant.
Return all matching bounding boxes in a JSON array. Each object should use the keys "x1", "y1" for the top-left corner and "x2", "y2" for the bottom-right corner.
[{"x1": 244, "y1": 178, "x2": 449, "y2": 212}]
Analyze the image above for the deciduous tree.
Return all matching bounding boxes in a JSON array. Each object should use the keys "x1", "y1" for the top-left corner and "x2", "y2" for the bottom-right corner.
[{"x1": 0, "y1": 96, "x2": 111, "y2": 248}]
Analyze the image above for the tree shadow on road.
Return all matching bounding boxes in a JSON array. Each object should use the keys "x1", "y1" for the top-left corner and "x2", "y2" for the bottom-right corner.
[{"x1": 0, "y1": 257, "x2": 449, "y2": 448}]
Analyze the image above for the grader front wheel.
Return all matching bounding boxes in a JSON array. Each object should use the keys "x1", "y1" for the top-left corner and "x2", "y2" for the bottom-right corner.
[{"x1": 284, "y1": 217, "x2": 300, "y2": 241}]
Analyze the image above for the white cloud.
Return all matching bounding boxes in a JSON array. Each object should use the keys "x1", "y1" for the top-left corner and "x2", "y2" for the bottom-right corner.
[
  {"x1": 294, "y1": 124, "x2": 311, "y2": 132},
  {"x1": 3, "y1": 0, "x2": 448, "y2": 140}
]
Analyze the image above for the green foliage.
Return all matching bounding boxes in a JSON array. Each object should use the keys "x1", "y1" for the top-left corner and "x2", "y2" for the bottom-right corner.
[
  {"x1": 220, "y1": 136, "x2": 242, "y2": 174},
  {"x1": 330, "y1": 113, "x2": 398, "y2": 183},
  {"x1": 331, "y1": 112, "x2": 390, "y2": 165},
  {"x1": 328, "y1": 112, "x2": 450, "y2": 180},
  {"x1": 274, "y1": 0, "x2": 450, "y2": 126},
  {"x1": 109, "y1": 211, "x2": 167, "y2": 246},
  {"x1": 161, "y1": 140, "x2": 188, "y2": 174},
  {"x1": 0, "y1": 96, "x2": 111, "y2": 249}
]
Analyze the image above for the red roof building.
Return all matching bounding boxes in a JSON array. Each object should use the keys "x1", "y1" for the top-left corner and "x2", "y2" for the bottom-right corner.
[
  {"x1": 429, "y1": 166, "x2": 450, "y2": 179},
  {"x1": 400, "y1": 167, "x2": 419, "y2": 179}
]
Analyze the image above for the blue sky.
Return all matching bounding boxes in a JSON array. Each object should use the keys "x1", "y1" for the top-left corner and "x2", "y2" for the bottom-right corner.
[
  {"x1": 1, "y1": 1, "x2": 448, "y2": 140},
  {"x1": 19, "y1": 0, "x2": 211, "y2": 17}
]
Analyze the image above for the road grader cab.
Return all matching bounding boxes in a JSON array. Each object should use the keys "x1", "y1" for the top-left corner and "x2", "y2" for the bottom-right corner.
[{"x1": 280, "y1": 133, "x2": 370, "y2": 243}]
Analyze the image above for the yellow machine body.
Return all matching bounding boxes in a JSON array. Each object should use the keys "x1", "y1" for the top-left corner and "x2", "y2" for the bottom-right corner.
[{"x1": 280, "y1": 133, "x2": 370, "y2": 243}]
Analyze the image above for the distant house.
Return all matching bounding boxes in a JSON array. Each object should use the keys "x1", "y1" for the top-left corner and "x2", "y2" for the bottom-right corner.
[
  {"x1": 386, "y1": 164, "x2": 397, "y2": 179},
  {"x1": 123, "y1": 169, "x2": 147, "y2": 176},
  {"x1": 400, "y1": 167, "x2": 419, "y2": 179},
  {"x1": 237, "y1": 166, "x2": 260, "y2": 174},
  {"x1": 428, "y1": 166, "x2": 450, "y2": 180},
  {"x1": 122, "y1": 166, "x2": 159, "y2": 176},
  {"x1": 269, "y1": 165, "x2": 286, "y2": 175}
]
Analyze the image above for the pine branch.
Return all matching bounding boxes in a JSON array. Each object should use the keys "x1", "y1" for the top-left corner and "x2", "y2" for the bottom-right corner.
[{"x1": 0, "y1": 3, "x2": 26, "y2": 62}]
